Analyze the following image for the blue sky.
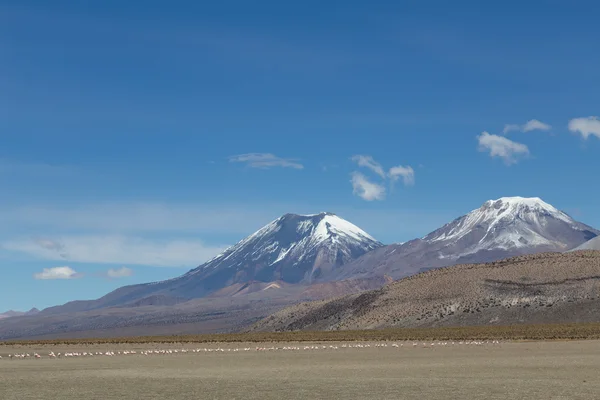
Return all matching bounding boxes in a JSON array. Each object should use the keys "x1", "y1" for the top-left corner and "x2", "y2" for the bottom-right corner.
[{"x1": 1, "y1": 0, "x2": 599, "y2": 311}]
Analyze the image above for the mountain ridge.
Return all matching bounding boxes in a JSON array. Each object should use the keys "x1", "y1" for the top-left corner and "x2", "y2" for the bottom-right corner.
[
  {"x1": 322, "y1": 196, "x2": 598, "y2": 282},
  {"x1": 0, "y1": 308, "x2": 39, "y2": 320},
  {"x1": 251, "y1": 251, "x2": 600, "y2": 332},
  {"x1": 6, "y1": 196, "x2": 598, "y2": 340}
]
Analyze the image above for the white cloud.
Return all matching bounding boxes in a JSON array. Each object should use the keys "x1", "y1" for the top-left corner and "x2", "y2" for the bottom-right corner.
[
  {"x1": 502, "y1": 124, "x2": 521, "y2": 134},
  {"x1": 388, "y1": 165, "x2": 415, "y2": 186},
  {"x1": 350, "y1": 172, "x2": 386, "y2": 201},
  {"x1": 568, "y1": 116, "x2": 600, "y2": 139},
  {"x1": 349, "y1": 156, "x2": 415, "y2": 200},
  {"x1": 477, "y1": 131, "x2": 530, "y2": 165},
  {"x1": 350, "y1": 155, "x2": 386, "y2": 178},
  {"x1": 503, "y1": 119, "x2": 551, "y2": 134},
  {"x1": 522, "y1": 119, "x2": 551, "y2": 132},
  {"x1": 33, "y1": 266, "x2": 80, "y2": 280},
  {"x1": 228, "y1": 153, "x2": 303, "y2": 169},
  {"x1": 106, "y1": 267, "x2": 133, "y2": 278},
  {"x1": 4, "y1": 236, "x2": 229, "y2": 268}
]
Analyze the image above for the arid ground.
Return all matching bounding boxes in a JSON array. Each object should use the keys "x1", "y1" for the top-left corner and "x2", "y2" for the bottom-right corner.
[
  {"x1": 1, "y1": 340, "x2": 599, "y2": 400},
  {"x1": 253, "y1": 251, "x2": 600, "y2": 332}
]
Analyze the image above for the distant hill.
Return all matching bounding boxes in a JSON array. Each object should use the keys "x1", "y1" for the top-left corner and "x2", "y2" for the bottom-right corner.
[
  {"x1": 570, "y1": 236, "x2": 600, "y2": 251},
  {"x1": 0, "y1": 308, "x2": 39, "y2": 320},
  {"x1": 251, "y1": 251, "x2": 600, "y2": 332}
]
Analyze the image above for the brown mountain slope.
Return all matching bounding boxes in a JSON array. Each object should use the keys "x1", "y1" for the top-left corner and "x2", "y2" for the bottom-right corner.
[
  {"x1": 251, "y1": 250, "x2": 600, "y2": 332},
  {"x1": 0, "y1": 277, "x2": 387, "y2": 340}
]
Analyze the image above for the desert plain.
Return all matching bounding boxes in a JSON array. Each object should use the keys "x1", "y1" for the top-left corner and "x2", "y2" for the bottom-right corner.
[{"x1": 1, "y1": 340, "x2": 600, "y2": 400}]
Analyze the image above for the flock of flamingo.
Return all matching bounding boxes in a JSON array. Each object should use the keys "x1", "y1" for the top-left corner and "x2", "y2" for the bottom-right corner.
[{"x1": 1, "y1": 340, "x2": 502, "y2": 361}]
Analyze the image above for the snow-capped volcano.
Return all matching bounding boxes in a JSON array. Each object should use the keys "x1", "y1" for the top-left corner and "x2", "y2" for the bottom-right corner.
[
  {"x1": 326, "y1": 196, "x2": 599, "y2": 281},
  {"x1": 46, "y1": 212, "x2": 384, "y2": 311},
  {"x1": 185, "y1": 212, "x2": 382, "y2": 284},
  {"x1": 423, "y1": 196, "x2": 597, "y2": 257}
]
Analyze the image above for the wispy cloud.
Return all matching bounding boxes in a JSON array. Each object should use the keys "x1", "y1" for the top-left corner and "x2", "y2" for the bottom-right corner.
[
  {"x1": 33, "y1": 238, "x2": 68, "y2": 258},
  {"x1": 106, "y1": 267, "x2": 133, "y2": 278},
  {"x1": 228, "y1": 153, "x2": 303, "y2": 169},
  {"x1": 350, "y1": 155, "x2": 386, "y2": 179},
  {"x1": 522, "y1": 119, "x2": 552, "y2": 132},
  {"x1": 349, "y1": 155, "x2": 415, "y2": 201},
  {"x1": 502, "y1": 124, "x2": 520, "y2": 134},
  {"x1": 350, "y1": 172, "x2": 386, "y2": 201},
  {"x1": 4, "y1": 236, "x2": 229, "y2": 268},
  {"x1": 568, "y1": 116, "x2": 600, "y2": 139},
  {"x1": 388, "y1": 165, "x2": 415, "y2": 186},
  {"x1": 33, "y1": 266, "x2": 81, "y2": 280},
  {"x1": 477, "y1": 131, "x2": 530, "y2": 165},
  {"x1": 503, "y1": 119, "x2": 551, "y2": 134},
  {"x1": 0, "y1": 201, "x2": 456, "y2": 249}
]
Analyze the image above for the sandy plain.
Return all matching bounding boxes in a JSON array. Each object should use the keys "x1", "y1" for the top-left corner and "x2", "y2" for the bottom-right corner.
[{"x1": 1, "y1": 340, "x2": 599, "y2": 400}]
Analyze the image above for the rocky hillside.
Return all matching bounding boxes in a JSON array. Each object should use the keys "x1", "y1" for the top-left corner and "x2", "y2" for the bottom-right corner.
[{"x1": 251, "y1": 250, "x2": 600, "y2": 332}]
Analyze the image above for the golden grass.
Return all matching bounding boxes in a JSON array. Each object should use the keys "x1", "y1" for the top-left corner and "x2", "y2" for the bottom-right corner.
[{"x1": 3, "y1": 322, "x2": 600, "y2": 345}]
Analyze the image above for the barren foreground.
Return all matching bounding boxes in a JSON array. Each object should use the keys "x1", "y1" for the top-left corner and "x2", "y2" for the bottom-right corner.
[{"x1": 1, "y1": 340, "x2": 599, "y2": 400}]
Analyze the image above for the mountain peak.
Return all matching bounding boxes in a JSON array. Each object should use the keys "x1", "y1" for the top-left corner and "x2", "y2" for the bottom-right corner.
[
  {"x1": 482, "y1": 196, "x2": 558, "y2": 212},
  {"x1": 37, "y1": 212, "x2": 384, "y2": 313},
  {"x1": 279, "y1": 211, "x2": 335, "y2": 220},
  {"x1": 269, "y1": 212, "x2": 376, "y2": 244},
  {"x1": 0, "y1": 308, "x2": 39, "y2": 319},
  {"x1": 477, "y1": 196, "x2": 572, "y2": 225},
  {"x1": 329, "y1": 197, "x2": 599, "y2": 283},
  {"x1": 423, "y1": 196, "x2": 598, "y2": 256},
  {"x1": 173, "y1": 212, "x2": 383, "y2": 294},
  {"x1": 307, "y1": 211, "x2": 336, "y2": 217}
]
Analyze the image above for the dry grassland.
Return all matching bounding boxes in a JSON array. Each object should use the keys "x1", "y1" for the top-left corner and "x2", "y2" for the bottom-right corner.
[
  {"x1": 1, "y1": 340, "x2": 600, "y2": 399},
  {"x1": 3, "y1": 322, "x2": 600, "y2": 345}
]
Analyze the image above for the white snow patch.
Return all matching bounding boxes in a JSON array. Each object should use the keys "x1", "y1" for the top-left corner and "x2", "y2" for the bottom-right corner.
[
  {"x1": 262, "y1": 283, "x2": 282, "y2": 290},
  {"x1": 271, "y1": 244, "x2": 296, "y2": 265},
  {"x1": 313, "y1": 214, "x2": 378, "y2": 243}
]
